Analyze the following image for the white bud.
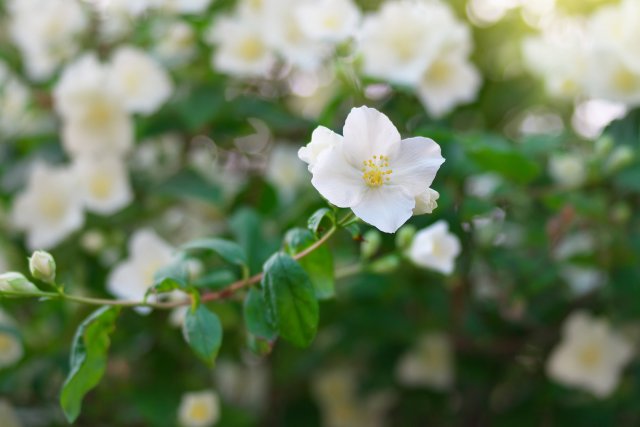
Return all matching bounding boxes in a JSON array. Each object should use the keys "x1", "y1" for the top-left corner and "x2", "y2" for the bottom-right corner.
[
  {"x1": 28, "y1": 251, "x2": 56, "y2": 284},
  {"x1": 413, "y1": 188, "x2": 440, "y2": 215},
  {"x1": 0, "y1": 272, "x2": 40, "y2": 295}
]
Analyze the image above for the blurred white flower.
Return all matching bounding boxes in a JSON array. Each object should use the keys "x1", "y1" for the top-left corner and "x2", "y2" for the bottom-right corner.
[
  {"x1": 0, "y1": 63, "x2": 33, "y2": 138},
  {"x1": 11, "y1": 163, "x2": 84, "y2": 250},
  {"x1": 408, "y1": 220, "x2": 461, "y2": 275},
  {"x1": 7, "y1": 0, "x2": 88, "y2": 80},
  {"x1": 465, "y1": 173, "x2": 501, "y2": 199},
  {"x1": 305, "y1": 106, "x2": 444, "y2": 233},
  {"x1": 413, "y1": 188, "x2": 440, "y2": 215},
  {"x1": 585, "y1": 51, "x2": 640, "y2": 107},
  {"x1": 417, "y1": 52, "x2": 481, "y2": 118},
  {"x1": 108, "y1": 46, "x2": 173, "y2": 115},
  {"x1": 160, "y1": 0, "x2": 213, "y2": 14},
  {"x1": 589, "y1": 0, "x2": 640, "y2": 71},
  {"x1": 548, "y1": 153, "x2": 587, "y2": 189},
  {"x1": 54, "y1": 54, "x2": 133, "y2": 157},
  {"x1": 107, "y1": 229, "x2": 174, "y2": 305},
  {"x1": 358, "y1": 0, "x2": 459, "y2": 85},
  {"x1": 262, "y1": 0, "x2": 329, "y2": 71},
  {"x1": 296, "y1": 0, "x2": 361, "y2": 43},
  {"x1": 214, "y1": 360, "x2": 269, "y2": 411},
  {"x1": 178, "y1": 390, "x2": 220, "y2": 427},
  {"x1": 266, "y1": 145, "x2": 308, "y2": 201},
  {"x1": 0, "y1": 399, "x2": 22, "y2": 427},
  {"x1": 559, "y1": 265, "x2": 605, "y2": 296},
  {"x1": 208, "y1": 9, "x2": 276, "y2": 78},
  {"x1": 73, "y1": 156, "x2": 133, "y2": 215},
  {"x1": 154, "y1": 21, "x2": 197, "y2": 65},
  {"x1": 547, "y1": 311, "x2": 633, "y2": 397},
  {"x1": 396, "y1": 332, "x2": 454, "y2": 390},
  {"x1": 0, "y1": 311, "x2": 23, "y2": 369}
]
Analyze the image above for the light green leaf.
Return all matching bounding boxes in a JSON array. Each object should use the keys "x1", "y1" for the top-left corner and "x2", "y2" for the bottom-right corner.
[
  {"x1": 284, "y1": 228, "x2": 335, "y2": 300},
  {"x1": 261, "y1": 253, "x2": 319, "y2": 348},
  {"x1": 243, "y1": 287, "x2": 278, "y2": 341},
  {"x1": 60, "y1": 306, "x2": 121, "y2": 423},
  {"x1": 181, "y1": 238, "x2": 247, "y2": 267},
  {"x1": 182, "y1": 305, "x2": 223, "y2": 366}
]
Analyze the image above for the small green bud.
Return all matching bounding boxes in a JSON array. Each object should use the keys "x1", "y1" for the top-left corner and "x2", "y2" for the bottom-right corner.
[
  {"x1": 361, "y1": 230, "x2": 382, "y2": 259},
  {"x1": 0, "y1": 272, "x2": 40, "y2": 295},
  {"x1": 395, "y1": 225, "x2": 417, "y2": 250},
  {"x1": 28, "y1": 251, "x2": 56, "y2": 284},
  {"x1": 369, "y1": 254, "x2": 401, "y2": 274},
  {"x1": 604, "y1": 146, "x2": 634, "y2": 174},
  {"x1": 594, "y1": 135, "x2": 614, "y2": 158}
]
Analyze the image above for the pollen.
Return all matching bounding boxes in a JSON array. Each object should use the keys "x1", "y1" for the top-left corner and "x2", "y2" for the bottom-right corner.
[{"x1": 362, "y1": 154, "x2": 392, "y2": 187}]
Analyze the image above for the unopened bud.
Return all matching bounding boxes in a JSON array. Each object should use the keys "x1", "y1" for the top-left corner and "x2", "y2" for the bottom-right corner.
[
  {"x1": 28, "y1": 251, "x2": 56, "y2": 284},
  {"x1": 605, "y1": 146, "x2": 634, "y2": 174},
  {"x1": 0, "y1": 272, "x2": 40, "y2": 295},
  {"x1": 396, "y1": 225, "x2": 416, "y2": 250},
  {"x1": 361, "y1": 230, "x2": 381, "y2": 259}
]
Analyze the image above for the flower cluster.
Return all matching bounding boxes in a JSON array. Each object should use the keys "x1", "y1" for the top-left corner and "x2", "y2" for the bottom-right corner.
[{"x1": 523, "y1": 0, "x2": 640, "y2": 108}]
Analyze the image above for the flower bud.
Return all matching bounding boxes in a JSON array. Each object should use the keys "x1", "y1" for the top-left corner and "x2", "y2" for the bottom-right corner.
[
  {"x1": 369, "y1": 254, "x2": 401, "y2": 274},
  {"x1": 604, "y1": 146, "x2": 634, "y2": 174},
  {"x1": 28, "y1": 251, "x2": 56, "y2": 284},
  {"x1": 395, "y1": 225, "x2": 416, "y2": 250},
  {"x1": 361, "y1": 230, "x2": 382, "y2": 259},
  {"x1": 0, "y1": 272, "x2": 40, "y2": 295}
]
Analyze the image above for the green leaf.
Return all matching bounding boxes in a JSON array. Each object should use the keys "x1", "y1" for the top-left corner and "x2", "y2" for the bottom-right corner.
[
  {"x1": 261, "y1": 253, "x2": 319, "y2": 347},
  {"x1": 181, "y1": 238, "x2": 247, "y2": 266},
  {"x1": 155, "y1": 170, "x2": 222, "y2": 204},
  {"x1": 182, "y1": 305, "x2": 223, "y2": 366},
  {"x1": 243, "y1": 287, "x2": 278, "y2": 341},
  {"x1": 150, "y1": 260, "x2": 190, "y2": 296},
  {"x1": 60, "y1": 306, "x2": 121, "y2": 423},
  {"x1": 284, "y1": 228, "x2": 335, "y2": 299},
  {"x1": 467, "y1": 145, "x2": 541, "y2": 184},
  {"x1": 308, "y1": 208, "x2": 335, "y2": 235},
  {"x1": 192, "y1": 269, "x2": 237, "y2": 290}
]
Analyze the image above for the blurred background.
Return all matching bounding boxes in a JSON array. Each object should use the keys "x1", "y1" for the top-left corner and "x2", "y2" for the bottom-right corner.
[{"x1": 1, "y1": 0, "x2": 640, "y2": 425}]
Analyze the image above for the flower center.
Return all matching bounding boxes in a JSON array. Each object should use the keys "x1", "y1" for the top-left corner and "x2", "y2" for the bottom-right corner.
[
  {"x1": 362, "y1": 155, "x2": 392, "y2": 187},
  {"x1": 578, "y1": 342, "x2": 602, "y2": 369},
  {"x1": 188, "y1": 401, "x2": 210, "y2": 422}
]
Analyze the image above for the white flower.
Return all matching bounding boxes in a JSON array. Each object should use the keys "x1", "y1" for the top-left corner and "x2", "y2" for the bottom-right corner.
[
  {"x1": 295, "y1": 0, "x2": 361, "y2": 43},
  {"x1": 108, "y1": 46, "x2": 173, "y2": 115},
  {"x1": 73, "y1": 156, "x2": 133, "y2": 215},
  {"x1": 54, "y1": 54, "x2": 133, "y2": 157},
  {"x1": 208, "y1": 9, "x2": 276, "y2": 78},
  {"x1": 214, "y1": 360, "x2": 269, "y2": 410},
  {"x1": 588, "y1": 0, "x2": 640, "y2": 71},
  {"x1": 0, "y1": 62, "x2": 33, "y2": 138},
  {"x1": 358, "y1": 0, "x2": 458, "y2": 85},
  {"x1": 29, "y1": 251, "x2": 56, "y2": 284},
  {"x1": 11, "y1": 163, "x2": 84, "y2": 250},
  {"x1": 7, "y1": 0, "x2": 88, "y2": 80},
  {"x1": 298, "y1": 126, "x2": 342, "y2": 171},
  {"x1": 0, "y1": 330, "x2": 23, "y2": 369},
  {"x1": 154, "y1": 21, "x2": 197, "y2": 65},
  {"x1": 303, "y1": 106, "x2": 444, "y2": 233},
  {"x1": 417, "y1": 52, "x2": 481, "y2": 118},
  {"x1": 548, "y1": 153, "x2": 587, "y2": 189},
  {"x1": 266, "y1": 145, "x2": 308, "y2": 201},
  {"x1": 413, "y1": 188, "x2": 439, "y2": 215},
  {"x1": 547, "y1": 311, "x2": 633, "y2": 397},
  {"x1": 178, "y1": 390, "x2": 220, "y2": 427},
  {"x1": 107, "y1": 229, "x2": 175, "y2": 304},
  {"x1": 408, "y1": 220, "x2": 461, "y2": 275},
  {"x1": 396, "y1": 332, "x2": 454, "y2": 390},
  {"x1": 160, "y1": 0, "x2": 213, "y2": 14},
  {"x1": 559, "y1": 265, "x2": 605, "y2": 296},
  {"x1": 262, "y1": 0, "x2": 329, "y2": 71},
  {"x1": 585, "y1": 51, "x2": 640, "y2": 107}
]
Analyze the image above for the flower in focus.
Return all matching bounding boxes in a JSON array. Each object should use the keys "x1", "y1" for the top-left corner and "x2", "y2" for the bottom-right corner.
[
  {"x1": 72, "y1": 156, "x2": 133, "y2": 215},
  {"x1": 107, "y1": 229, "x2": 175, "y2": 305},
  {"x1": 11, "y1": 163, "x2": 84, "y2": 250},
  {"x1": 396, "y1": 332, "x2": 454, "y2": 391},
  {"x1": 547, "y1": 311, "x2": 633, "y2": 397},
  {"x1": 298, "y1": 126, "x2": 342, "y2": 171},
  {"x1": 178, "y1": 390, "x2": 220, "y2": 427},
  {"x1": 107, "y1": 46, "x2": 174, "y2": 115},
  {"x1": 296, "y1": 0, "x2": 361, "y2": 43},
  {"x1": 408, "y1": 220, "x2": 461, "y2": 275},
  {"x1": 302, "y1": 106, "x2": 444, "y2": 233},
  {"x1": 54, "y1": 54, "x2": 133, "y2": 157}
]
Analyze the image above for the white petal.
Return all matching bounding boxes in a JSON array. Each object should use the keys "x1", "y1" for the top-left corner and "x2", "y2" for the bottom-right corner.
[
  {"x1": 298, "y1": 125, "x2": 343, "y2": 170},
  {"x1": 351, "y1": 186, "x2": 415, "y2": 233},
  {"x1": 342, "y1": 106, "x2": 400, "y2": 164},
  {"x1": 310, "y1": 144, "x2": 365, "y2": 207},
  {"x1": 391, "y1": 137, "x2": 445, "y2": 196},
  {"x1": 414, "y1": 188, "x2": 440, "y2": 215}
]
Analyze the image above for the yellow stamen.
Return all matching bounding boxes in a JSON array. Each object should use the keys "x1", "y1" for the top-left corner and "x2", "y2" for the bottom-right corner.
[{"x1": 362, "y1": 154, "x2": 392, "y2": 187}]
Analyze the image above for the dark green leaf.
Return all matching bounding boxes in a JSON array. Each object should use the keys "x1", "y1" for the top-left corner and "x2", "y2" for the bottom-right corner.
[
  {"x1": 284, "y1": 228, "x2": 335, "y2": 299},
  {"x1": 261, "y1": 253, "x2": 319, "y2": 347},
  {"x1": 243, "y1": 287, "x2": 277, "y2": 341},
  {"x1": 181, "y1": 238, "x2": 247, "y2": 266},
  {"x1": 182, "y1": 305, "x2": 223, "y2": 366},
  {"x1": 60, "y1": 307, "x2": 120, "y2": 423}
]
